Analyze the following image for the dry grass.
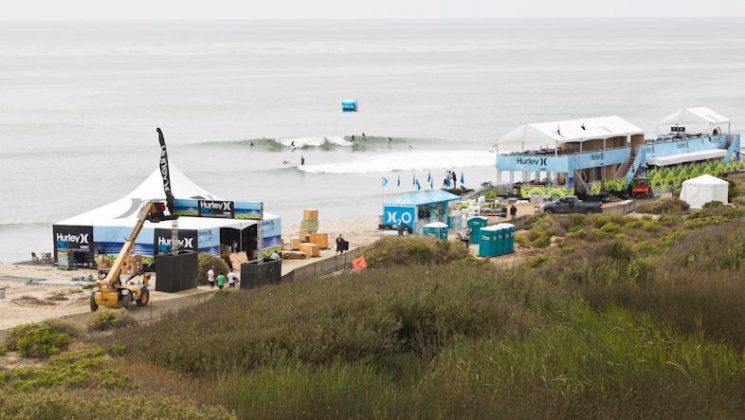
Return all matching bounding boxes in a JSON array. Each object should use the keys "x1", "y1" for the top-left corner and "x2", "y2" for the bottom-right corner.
[{"x1": 11, "y1": 296, "x2": 55, "y2": 307}]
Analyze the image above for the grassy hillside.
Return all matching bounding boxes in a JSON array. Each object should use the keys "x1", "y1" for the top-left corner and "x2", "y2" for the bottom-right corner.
[{"x1": 5, "y1": 180, "x2": 745, "y2": 418}]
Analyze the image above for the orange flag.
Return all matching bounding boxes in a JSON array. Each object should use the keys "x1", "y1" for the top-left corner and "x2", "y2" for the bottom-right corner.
[{"x1": 352, "y1": 255, "x2": 367, "y2": 272}]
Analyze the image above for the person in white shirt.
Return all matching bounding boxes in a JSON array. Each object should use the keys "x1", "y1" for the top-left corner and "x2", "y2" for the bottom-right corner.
[
  {"x1": 227, "y1": 271, "x2": 236, "y2": 289},
  {"x1": 207, "y1": 267, "x2": 215, "y2": 289}
]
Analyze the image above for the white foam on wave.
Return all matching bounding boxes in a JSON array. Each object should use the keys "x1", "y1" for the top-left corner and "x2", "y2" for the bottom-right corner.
[
  {"x1": 298, "y1": 150, "x2": 494, "y2": 174},
  {"x1": 278, "y1": 136, "x2": 353, "y2": 148}
]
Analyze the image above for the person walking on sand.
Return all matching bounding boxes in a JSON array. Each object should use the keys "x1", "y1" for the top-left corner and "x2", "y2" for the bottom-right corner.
[
  {"x1": 216, "y1": 272, "x2": 226, "y2": 290},
  {"x1": 336, "y1": 234, "x2": 345, "y2": 254},
  {"x1": 510, "y1": 204, "x2": 518, "y2": 219},
  {"x1": 397, "y1": 223, "x2": 405, "y2": 236},
  {"x1": 227, "y1": 271, "x2": 236, "y2": 288},
  {"x1": 207, "y1": 266, "x2": 215, "y2": 288}
]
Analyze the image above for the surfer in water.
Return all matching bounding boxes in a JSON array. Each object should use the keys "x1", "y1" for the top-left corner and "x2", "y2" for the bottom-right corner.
[
  {"x1": 282, "y1": 160, "x2": 290, "y2": 165},
  {"x1": 300, "y1": 155, "x2": 305, "y2": 166}
]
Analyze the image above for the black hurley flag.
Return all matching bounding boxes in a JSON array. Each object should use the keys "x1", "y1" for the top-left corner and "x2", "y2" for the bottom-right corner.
[{"x1": 157, "y1": 127, "x2": 175, "y2": 212}]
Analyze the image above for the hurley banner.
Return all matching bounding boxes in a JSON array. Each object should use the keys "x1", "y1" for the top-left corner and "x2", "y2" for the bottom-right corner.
[
  {"x1": 157, "y1": 128, "x2": 175, "y2": 211},
  {"x1": 153, "y1": 228, "x2": 198, "y2": 255},
  {"x1": 173, "y1": 198, "x2": 263, "y2": 220},
  {"x1": 53, "y1": 225, "x2": 94, "y2": 261}
]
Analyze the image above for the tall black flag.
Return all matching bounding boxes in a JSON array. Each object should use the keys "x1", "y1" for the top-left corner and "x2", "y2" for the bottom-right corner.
[{"x1": 157, "y1": 128, "x2": 175, "y2": 212}]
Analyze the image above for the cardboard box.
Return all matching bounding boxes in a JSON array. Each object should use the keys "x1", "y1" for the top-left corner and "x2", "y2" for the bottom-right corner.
[
  {"x1": 291, "y1": 238, "x2": 302, "y2": 250},
  {"x1": 308, "y1": 233, "x2": 329, "y2": 249},
  {"x1": 303, "y1": 209, "x2": 319, "y2": 221},
  {"x1": 299, "y1": 242, "x2": 320, "y2": 257}
]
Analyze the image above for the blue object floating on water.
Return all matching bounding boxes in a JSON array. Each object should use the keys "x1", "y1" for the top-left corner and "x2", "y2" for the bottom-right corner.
[{"x1": 341, "y1": 99, "x2": 358, "y2": 112}]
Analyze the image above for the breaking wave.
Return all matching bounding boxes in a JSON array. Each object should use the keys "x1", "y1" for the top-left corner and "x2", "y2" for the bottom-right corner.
[
  {"x1": 197, "y1": 136, "x2": 352, "y2": 150},
  {"x1": 297, "y1": 150, "x2": 494, "y2": 174}
]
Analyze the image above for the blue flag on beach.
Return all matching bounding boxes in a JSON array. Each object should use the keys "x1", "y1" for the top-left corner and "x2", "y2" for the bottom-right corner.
[
  {"x1": 460, "y1": 172, "x2": 465, "y2": 185},
  {"x1": 397, "y1": 175, "x2": 400, "y2": 187},
  {"x1": 416, "y1": 179, "x2": 422, "y2": 191},
  {"x1": 445, "y1": 177, "x2": 451, "y2": 188},
  {"x1": 381, "y1": 177, "x2": 388, "y2": 187}
]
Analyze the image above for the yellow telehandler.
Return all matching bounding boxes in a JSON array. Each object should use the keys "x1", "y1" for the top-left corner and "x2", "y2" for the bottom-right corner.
[{"x1": 89, "y1": 201, "x2": 170, "y2": 311}]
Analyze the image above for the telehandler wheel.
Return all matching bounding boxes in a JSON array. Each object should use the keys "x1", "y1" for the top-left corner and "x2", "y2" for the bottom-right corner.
[
  {"x1": 89, "y1": 292, "x2": 98, "y2": 312},
  {"x1": 136, "y1": 287, "x2": 150, "y2": 307},
  {"x1": 121, "y1": 292, "x2": 132, "y2": 310}
]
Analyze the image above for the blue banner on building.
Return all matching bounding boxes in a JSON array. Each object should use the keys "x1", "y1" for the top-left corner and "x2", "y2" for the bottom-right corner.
[{"x1": 383, "y1": 206, "x2": 416, "y2": 228}]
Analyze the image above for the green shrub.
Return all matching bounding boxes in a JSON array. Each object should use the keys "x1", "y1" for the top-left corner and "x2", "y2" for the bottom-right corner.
[
  {"x1": 88, "y1": 309, "x2": 136, "y2": 332},
  {"x1": 5, "y1": 321, "x2": 79, "y2": 358},
  {"x1": 0, "y1": 347, "x2": 134, "y2": 391},
  {"x1": 636, "y1": 197, "x2": 689, "y2": 215},
  {"x1": 532, "y1": 234, "x2": 551, "y2": 248},
  {"x1": 0, "y1": 389, "x2": 235, "y2": 420},
  {"x1": 0, "y1": 344, "x2": 7, "y2": 356},
  {"x1": 525, "y1": 255, "x2": 549, "y2": 268},
  {"x1": 567, "y1": 214, "x2": 587, "y2": 232},
  {"x1": 363, "y1": 236, "x2": 468, "y2": 267},
  {"x1": 600, "y1": 222, "x2": 621, "y2": 234},
  {"x1": 112, "y1": 263, "x2": 552, "y2": 376},
  {"x1": 198, "y1": 253, "x2": 229, "y2": 285}
]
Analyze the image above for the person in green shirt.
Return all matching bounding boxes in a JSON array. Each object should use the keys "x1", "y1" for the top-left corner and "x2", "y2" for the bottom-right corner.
[{"x1": 216, "y1": 273, "x2": 226, "y2": 290}]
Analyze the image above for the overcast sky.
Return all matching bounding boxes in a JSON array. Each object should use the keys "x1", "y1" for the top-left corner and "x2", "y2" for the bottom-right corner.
[{"x1": 6, "y1": 0, "x2": 745, "y2": 20}]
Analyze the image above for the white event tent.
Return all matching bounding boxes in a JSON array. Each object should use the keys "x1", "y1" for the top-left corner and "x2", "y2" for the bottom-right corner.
[
  {"x1": 679, "y1": 174, "x2": 729, "y2": 210},
  {"x1": 52, "y1": 164, "x2": 281, "y2": 263},
  {"x1": 497, "y1": 115, "x2": 644, "y2": 152},
  {"x1": 658, "y1": 107, "x2": 731, "y2": 136}
]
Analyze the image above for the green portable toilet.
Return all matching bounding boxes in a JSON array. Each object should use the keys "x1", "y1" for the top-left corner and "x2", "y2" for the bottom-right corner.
[
  {"x1": 467, "y1": 216, "x2": 488, "y2": 244},
  {"x1": 478, "y1": 225, "x2": 498, "y2": 257},
  {"x1": 503, "y1": 223, "x2": 515, "y2": 254},
  {"x1": 423, "y1": 222, "x2": 448, "y2": 240}
]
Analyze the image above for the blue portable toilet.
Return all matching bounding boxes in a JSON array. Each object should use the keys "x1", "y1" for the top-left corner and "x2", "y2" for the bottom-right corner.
[
  {"x1": 503, "y1": 223, "x2": 515, "y2": 253},
  {"x1": 478, "y1": 225, "x2": 498, "y2": 257},
  {"x1": 467, "y1": 216, "x2": 489, "y2": 244},
  {"x1": 341, "y1": 99, "x2": 358, "y2": 112},
  {"x1": 423, "y1": 222, "x2": 448, "y2": 240}
]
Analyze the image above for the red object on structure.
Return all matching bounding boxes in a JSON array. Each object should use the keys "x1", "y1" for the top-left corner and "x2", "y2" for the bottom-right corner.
[
  {"x1": 352, "y1": 256, "x2": 367, "y2": 272},
  {"x1": 631, "y1": 177, "x2": 653, "y2": 199}
]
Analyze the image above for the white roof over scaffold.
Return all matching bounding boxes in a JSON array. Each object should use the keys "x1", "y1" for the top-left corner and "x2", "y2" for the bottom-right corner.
[
  {"x1": 658, "y1": 107, "x2": 730, "y2": 128},
  {"x1": 497, "y1": 115, "x2": 644, "y2": 149}
]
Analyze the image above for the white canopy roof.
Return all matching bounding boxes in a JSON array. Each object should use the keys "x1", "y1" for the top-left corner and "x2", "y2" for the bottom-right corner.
[
  {"x1": 497, "y1": 115, "x2": 643, "y2": 149},
  {"x1": 659, "y1": 107, "x2": 730, "y2": 126},
  {"x1": 680, "y1": 174, "x2": 729, "y2": 209},
  {"x1": 658, "y1": 107, "x2": 730, "y2": 135},
  {"x1": 646, "y1": 149, "x2": 726, "y2": 167},
  {"x1": 56, "y1": 164, "x2": 268, "y2": 230}
]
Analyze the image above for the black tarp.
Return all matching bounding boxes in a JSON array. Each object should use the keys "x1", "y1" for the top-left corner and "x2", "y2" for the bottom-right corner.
[{"x1": 155, "y1": 252, "x2": 198, "y2": 293}]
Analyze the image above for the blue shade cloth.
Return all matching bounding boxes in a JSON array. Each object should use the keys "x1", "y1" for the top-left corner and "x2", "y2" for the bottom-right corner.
[{"x1": 384, "y1": 189, "x2": 461, "y2": 206}]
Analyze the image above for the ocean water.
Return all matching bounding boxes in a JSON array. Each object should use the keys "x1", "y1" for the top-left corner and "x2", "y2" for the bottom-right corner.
[{"x1": 1, "y1": 19, "x2": 745, "y2": 261}]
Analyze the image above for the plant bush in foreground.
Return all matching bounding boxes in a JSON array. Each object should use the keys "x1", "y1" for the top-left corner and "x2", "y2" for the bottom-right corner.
[
  {"x1": 363, "y1": 236, "x2": 469, "y2": 267},
  {"x1": 637, "y1": 197, "x2": 690, "y2": 215},
  {"x1": 197, "y1": 253, "x2": 229, "y2": 285},
  {"x1": 0, "y1": 389, "x2": 235, "y2": 420},
  {"x1": 5, "y1": 321, "x2": 79, "y2": 358},
  {"x1": 87, "y1": 309, "x2": 136, "y2": 332}
]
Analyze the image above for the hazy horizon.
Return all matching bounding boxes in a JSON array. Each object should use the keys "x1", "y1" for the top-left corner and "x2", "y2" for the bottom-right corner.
[{"x1": 4, "y1": 0, "x2": 745, "y2": 20}]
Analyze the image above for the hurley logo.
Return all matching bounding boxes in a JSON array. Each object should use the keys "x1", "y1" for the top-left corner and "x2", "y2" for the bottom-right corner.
[
  {"x1": 200, "y1": 201, "x2": 233, "y2": 212},
  {"x1": 158, "y1": 237, "x2": 194, "y2": 249},
  {"x1": 56, "y1": 233, "x2": 89, "y2": 244},
  {"x1": 516, "y1": 157, "x2": 548, "y2": 166}
]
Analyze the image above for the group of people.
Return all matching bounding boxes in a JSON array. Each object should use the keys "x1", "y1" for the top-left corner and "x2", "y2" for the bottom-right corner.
[
  {"x1": 443, "y1": 170, "x2": 458, "y2": 188},
  {"x1": 206, "y1": 266, "x2": 240, "y2": 290}
]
